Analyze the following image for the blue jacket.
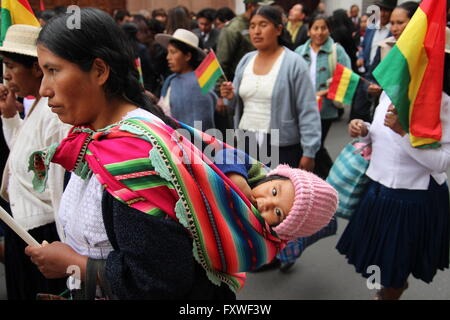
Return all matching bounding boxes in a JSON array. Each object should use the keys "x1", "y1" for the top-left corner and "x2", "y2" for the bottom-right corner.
[
  {"x1": 359, "y1": 27, "x2": 392, "y2": 72},
  {"x1": 296, "y1": 38, "x2": 351, "y2": 120},
  {"x1": 229, "y1": 47, "x2": 321, "y2": 158},
  {"x1": 161, "y1": 72, "x2": 217, "y2": 132}
]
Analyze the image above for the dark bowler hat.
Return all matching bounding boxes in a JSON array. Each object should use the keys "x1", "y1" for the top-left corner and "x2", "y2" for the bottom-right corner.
[{"x1": 374, "y1": 0, "x2": 398, "y2": 11}]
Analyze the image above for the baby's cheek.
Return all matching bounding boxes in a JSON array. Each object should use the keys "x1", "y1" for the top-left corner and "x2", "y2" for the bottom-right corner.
[{"x1": 261, "y1": 211, "x2": 278, "y2": 226}]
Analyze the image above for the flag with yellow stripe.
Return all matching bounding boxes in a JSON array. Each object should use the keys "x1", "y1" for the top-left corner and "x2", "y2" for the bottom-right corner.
[
  {"x1": 373, "y1": 0, "x2": 446, "y2": 149},
  {"x1": 1, "y1": 0, "x2": 40, "y2": 45},
  {"x1": 327, "y1": 63, "x2": 360, "y2": 106},
  {"x1": 195, "y1": 50, "x2": 225, "y2": 95}
]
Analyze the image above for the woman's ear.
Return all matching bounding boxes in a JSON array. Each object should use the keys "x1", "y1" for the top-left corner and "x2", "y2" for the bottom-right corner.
[
  {"x1": 31, "y1": 61, "x2": 43, "y2": 78},
  {"x1": 91, "y1": 58, "x2": 110, "y2": 86},
  {"x1": 184, "y1": 51, "x2": 193, "y2": 64},
  {"x1": 277, "y1": 24, "x2": 283, "y2": 37}
]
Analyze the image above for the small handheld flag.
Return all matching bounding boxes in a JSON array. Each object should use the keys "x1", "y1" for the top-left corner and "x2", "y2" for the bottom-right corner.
[
  {"x1": 135, "y1": 57, "x2": 144, "y2": 87},
  {"x1": 195, "y1": 50, "x2": 226, "y2": 95},
  {"x1": 373, "y1": 0, "x2": 446, "y2": 149},
  {"x1": 327, "y1": 63, "x2": 361, "y2": 106},
  {"x1": 1, "y1": 0, "x2": 40, "y2": 45},
  {"x1": 317, "y1": 96, "x2": 323, "y2": 111}
]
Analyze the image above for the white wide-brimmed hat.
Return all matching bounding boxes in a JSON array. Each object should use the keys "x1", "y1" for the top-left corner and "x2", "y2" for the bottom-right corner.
[
  {"x1": 0, "y1": 24, "x2": 41, "y2": 57},
  {"x1": 155, "y1": 29, "x2": 206, "y2": 57}
]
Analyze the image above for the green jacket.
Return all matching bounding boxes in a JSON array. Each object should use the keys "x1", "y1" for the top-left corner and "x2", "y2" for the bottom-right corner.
[
  {"x1": 295, "y1": 37, "x2": 351, "y2": 120},
  {"x1": 216, "y1": 15, "x2": 255, "y2": 80}
]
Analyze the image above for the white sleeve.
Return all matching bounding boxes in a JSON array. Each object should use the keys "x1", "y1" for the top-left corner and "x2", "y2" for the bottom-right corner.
[
  {"x1": 395, "y1": 93, "x2": 450, "y2": 173},
  {"x1": 397, "y1": 135, "x2": 450, "y2": 173},
  {"x1": 1, "y1": 113, "x2": 23, "y2": 149}
]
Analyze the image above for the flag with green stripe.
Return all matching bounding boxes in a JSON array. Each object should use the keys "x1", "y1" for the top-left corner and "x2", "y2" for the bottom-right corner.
[
  {"x1": 327, "y1": 63, "x2": 360, "y2": 106},
  {"x1": 194, "y1": 50, "x2": 225, "y2": 95},
  {"x1": 1, "y1": 0, "x2": 40, "y2": 45}
]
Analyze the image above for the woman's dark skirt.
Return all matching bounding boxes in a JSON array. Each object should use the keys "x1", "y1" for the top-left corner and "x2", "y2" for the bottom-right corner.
[
  {"x1": 4, "y1": 218, "x2": 67, "y2": 300},
  {"x1": 336, "y1": 177, "x2": 450, "y2": 289}
]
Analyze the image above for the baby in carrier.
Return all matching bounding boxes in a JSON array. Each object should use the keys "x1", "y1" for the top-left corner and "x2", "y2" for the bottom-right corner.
[{"x1": 214, "y1": 149, "x2": 339, "y2": 241}]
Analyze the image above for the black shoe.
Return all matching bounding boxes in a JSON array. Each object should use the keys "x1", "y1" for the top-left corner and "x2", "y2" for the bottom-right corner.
[
  {"x1": 279, "y1": 261, "x2": 295, "y2": 273},
  {"x1": 252, "y1": 258, "x2": 281, "y2": 272}
]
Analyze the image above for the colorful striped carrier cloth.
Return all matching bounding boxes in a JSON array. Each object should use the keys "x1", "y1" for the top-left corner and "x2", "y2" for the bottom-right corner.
[{"x1": 30, "y1": 117, "x2": 283, "y2": 293}]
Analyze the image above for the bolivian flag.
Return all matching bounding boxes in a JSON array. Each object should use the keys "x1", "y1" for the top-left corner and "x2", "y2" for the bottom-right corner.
[
  {"x1": 195, "y1": 50, "x2": 225, "y2": 95},
  {"x1": 1, "y1": 0, "x2": 40, "y2": 45},
  {"x1": 327, "y1": 63, "x2": 360, "y2": 106},
  {"x1": 373, "y1": 0, "x2": 446, "y2": 148}
]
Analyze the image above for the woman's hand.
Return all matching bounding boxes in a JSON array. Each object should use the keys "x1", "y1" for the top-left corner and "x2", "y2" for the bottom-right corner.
[
  {"x1": 299, "y1": 157, "x2": 315, "y2": 172},
  {"x1": 368, "y1": 83, "x2": 382, "y2": 98},
  {"x1": 25, "y1": 241, "x2": 88, "y2": 280},
  {"x1": 220, "y1": 81, "x2": 234, "y2": 100},
  {"x1": 348, "y1": 119, "x2": 369, "y2": 138},
  {"x1": 316, "y1": 89, "x2": 329, "y2": 97},
  {"x1": 384, "y1": 104, "x2": 406, "y2": 136},
  {"x1": 0, "y1": 84, "x2": 19, "y2": 118},
  {"x1": 226, "y1": 172, "x2": 256, "y2": 206},
  {"x1": 356, "y1": 58, "x2": 364, "y2": 68}
]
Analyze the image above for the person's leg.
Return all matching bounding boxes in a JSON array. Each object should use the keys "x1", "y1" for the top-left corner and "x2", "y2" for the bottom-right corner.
[
  {"x1": 374, "y1": 282, "x2": 409, "y2": 300},
  {"x1": 350, "y1": 80, "x2": 372, "y2": 122},
  {"x1": 314, "y1": 119, "x2": 334, "y2": 179}
]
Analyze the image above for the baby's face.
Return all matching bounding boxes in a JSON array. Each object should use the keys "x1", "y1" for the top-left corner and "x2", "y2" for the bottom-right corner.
[{"x1": 251, "y1": 179, "x2": 295, "y2": 227}]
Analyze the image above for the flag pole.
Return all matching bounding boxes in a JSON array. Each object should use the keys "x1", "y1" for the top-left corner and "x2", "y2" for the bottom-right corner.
[{"x1": 211, "y1": 49, "x2": 228, "y2": 82}]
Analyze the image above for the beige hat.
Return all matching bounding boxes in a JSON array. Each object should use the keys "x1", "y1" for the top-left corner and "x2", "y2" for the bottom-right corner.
[
  {"x1": 0, "y1": 24, "x2": 41, "y2": 57},
  {"x1": 446, "y1": 27, "x2": 450, "y2": 54},
  {"x1": 155, "y1": 29, "x2": 206, "y2": 57}
]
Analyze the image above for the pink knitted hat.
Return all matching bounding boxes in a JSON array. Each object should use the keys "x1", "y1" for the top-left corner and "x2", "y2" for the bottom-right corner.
[{"x1": 268, "y1": 165, "x2": 338, "y2": 241}]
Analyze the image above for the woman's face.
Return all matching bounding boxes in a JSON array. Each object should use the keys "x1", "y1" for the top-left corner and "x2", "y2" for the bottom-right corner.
[
  {"x1": 2, "y1": 56, "x2": 41, "y2": 98},
  {"x1": 37, "y1": 45, "x2": 106, "y2": 127},
  {"x1": 249, "y1": 14, "x2": 282, "y2": 51},
  {"x1": 390, "y1": 8, "x2": 410, "y2": 40},
  {"x1": 309, "y1": 19, "x2": 330, "y2": 47},
  {"x1": 251, "y1": 179, "x2": 295, "y2": 227},
  {"x1": 166, "y1": 43, "x2": 192, "y2": 74}
]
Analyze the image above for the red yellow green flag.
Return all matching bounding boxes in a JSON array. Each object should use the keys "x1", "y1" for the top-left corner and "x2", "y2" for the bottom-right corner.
[
  {"x1": 316, "y1": 96, "x2": 323, "y2": 111},
  {"x1": 327, "y1": 63, "x2": 361, "y2": 106},
  {"x1": 373, "y1": 0, "x2": 446, "y2": 148},
  {"x1": 1, "y1": 0, "x2": 40, "y2": 45},
  {"x1": 195, "y1": 50, "x2": 225, "y2": 95},
  {"x1": 135, "y1": 57, "x2": 144, "y2": 87}
]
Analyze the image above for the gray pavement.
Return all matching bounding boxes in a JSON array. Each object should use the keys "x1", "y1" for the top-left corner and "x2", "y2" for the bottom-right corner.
[
  {"x1": 237, "y1": 110, "x2": 450, "y2": 300},
  {"x1": 1, "y1": 109, "x2": 449, "y2": 300}
]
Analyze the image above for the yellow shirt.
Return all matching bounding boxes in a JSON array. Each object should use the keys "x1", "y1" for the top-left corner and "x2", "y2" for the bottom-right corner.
[{"x1": 286, "y1": 21, "x2": 303, "y2": 43}]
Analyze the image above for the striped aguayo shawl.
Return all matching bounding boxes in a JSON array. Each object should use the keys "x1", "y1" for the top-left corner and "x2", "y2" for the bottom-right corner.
[{"x1": 29, "y1": 117, "x2": 283, "y2": 292}]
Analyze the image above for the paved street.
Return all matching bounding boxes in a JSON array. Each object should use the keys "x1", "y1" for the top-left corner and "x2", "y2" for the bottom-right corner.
[
  {"x1": 1, "y1": 109, "x2": 450, "y2": 300},
  {"x1": 237, "y1": 109, "x2": 450, "y2": 300}
]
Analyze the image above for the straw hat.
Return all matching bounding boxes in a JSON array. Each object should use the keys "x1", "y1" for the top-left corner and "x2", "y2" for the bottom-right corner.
[
  {"x1": 0, "y1": 24, "x2": 41, "y2": 57},
  {"x1": 155, "y1": 29, "x2": 206, "y2": 57},
  {"x1": 446, "y1": 27, "x2": 450, "y2": 54}
]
